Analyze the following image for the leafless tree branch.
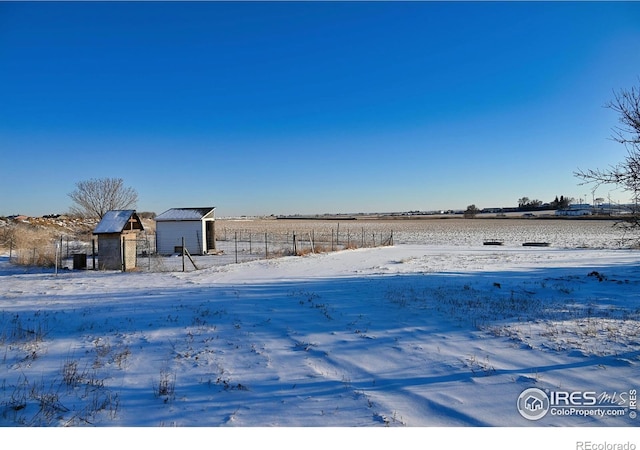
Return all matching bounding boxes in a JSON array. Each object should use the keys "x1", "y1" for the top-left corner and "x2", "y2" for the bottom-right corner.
[
  {"x1": 68, "y1": 178, "x2": 138, "y2": 219},
  {"x1": 574, "y1": 80, "x2": 640, "y2": 236}
]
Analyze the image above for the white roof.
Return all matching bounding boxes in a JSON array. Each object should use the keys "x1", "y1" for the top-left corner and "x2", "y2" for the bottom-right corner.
[
  {"x1": 155, "y1": 207, "x2": 215, "y2": 221},
  {"x1": 93, "y1": 210, "x2": 143, "y2": 234}
]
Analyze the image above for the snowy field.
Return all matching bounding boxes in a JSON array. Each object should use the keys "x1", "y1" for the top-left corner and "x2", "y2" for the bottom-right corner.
[
  {"x1": 153, "y1": 218, "x2": 637, "y2": 269},
  {"x1": 1, "y1": 219, "x2": 640, "y2": 448},
  {"x1": 217, "y1": 217, "x2": 634, "y2": 249}
]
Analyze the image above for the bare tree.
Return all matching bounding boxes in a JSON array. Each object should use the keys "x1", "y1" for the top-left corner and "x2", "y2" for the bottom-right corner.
[
  {"x1": 464, "y1": 204, "x2": 481, "y2": 219},
  {"x1": 68, "y1": 177, "x2": 138, "y2": 219},
  {"x1": 575, "y1": 80, "x2": 640, "y2": 233},
  {"x1": 518, "y1": 197, "x2": 530, "y2": 208}
]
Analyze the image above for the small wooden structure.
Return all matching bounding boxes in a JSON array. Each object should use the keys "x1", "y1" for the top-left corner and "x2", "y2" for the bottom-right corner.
[
  {"x1": 155, "y1": 207, "x2": 216, "y2": 255},
  {"x1": 93, "y1": 210, "x2": 144, "y2": 271}
]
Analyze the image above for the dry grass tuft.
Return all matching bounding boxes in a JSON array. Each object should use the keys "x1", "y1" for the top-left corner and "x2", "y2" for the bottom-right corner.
[{"x1": 7, "y1": 225, "x2": 59, "y2": 267}]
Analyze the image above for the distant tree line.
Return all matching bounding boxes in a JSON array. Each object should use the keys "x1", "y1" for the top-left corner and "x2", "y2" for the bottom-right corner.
[
  {"x1": 463, "y1": 195, "x2": 574, "y2": 218},
  {"x1": 517, "y1": 195, "x2": 573, "y2": 211}
]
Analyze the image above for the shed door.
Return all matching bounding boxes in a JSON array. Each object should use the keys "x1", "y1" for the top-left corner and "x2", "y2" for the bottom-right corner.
[{"x1": 206, "y1": 221, "x2": 216, "y2": 252}]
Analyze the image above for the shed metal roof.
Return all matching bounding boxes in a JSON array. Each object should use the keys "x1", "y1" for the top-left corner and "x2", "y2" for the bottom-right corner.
[
  {"x1": 93, "y1": 210, "x2": 144, "y2": 234},
  {"x1": 155, "y1": 207, "x2": 216, "y2": 221}
]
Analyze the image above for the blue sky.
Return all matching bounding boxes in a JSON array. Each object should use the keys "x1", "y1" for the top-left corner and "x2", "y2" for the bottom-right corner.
[{"x1": 2, "y1": 1, "x2": 640, "y2": 217}]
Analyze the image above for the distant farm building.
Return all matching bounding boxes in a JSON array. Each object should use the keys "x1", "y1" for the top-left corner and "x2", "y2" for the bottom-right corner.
[
  {"x1": 555, "y1": 204, "x2": 592, "y2": 216},
  {"x1": 93, "y1": 210, "x2": 144, "y2": 271},
  {"x1": 155, "y1": 207, "x2": 216, "y2": 255}
]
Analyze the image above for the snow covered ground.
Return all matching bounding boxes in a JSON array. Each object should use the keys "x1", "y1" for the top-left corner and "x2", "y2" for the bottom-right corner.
[{"x1": 2, "y1": 241, "x2": 640, "y2": 447}]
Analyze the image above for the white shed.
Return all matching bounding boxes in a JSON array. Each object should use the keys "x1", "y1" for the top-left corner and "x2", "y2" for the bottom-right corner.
[{"x1": 155, "y1": 207, "x2": 216, "y2": 255}]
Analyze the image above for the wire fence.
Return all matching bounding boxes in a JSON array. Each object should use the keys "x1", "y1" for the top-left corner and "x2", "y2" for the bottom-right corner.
[
  {"x1": 3, "y1": 225, "x2": 394, "y2": 273},
  {"x1": 215, "y1": 226, "x2": 394, "y2": 263}
]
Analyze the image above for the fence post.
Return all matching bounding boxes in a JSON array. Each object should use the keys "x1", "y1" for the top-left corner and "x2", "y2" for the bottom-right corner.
[
  {"x1": 182, "y1": 237, "x2": 186, "y2": 272},
  {"x1": 293, "y1": 231, "x2": 297, "y2": 255},
  {"x1": 265, "y1": 232, "x2": 268, "y2": 259},
  {"x1": 235, "y1": 231, "x2": 238, "y2": 264},
  {"x1": 92, "y1": 238, "x2": 96, "y2": 270},
  {"x1": 121, "y1": 235, "x2": 126, "y2": 272}
]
